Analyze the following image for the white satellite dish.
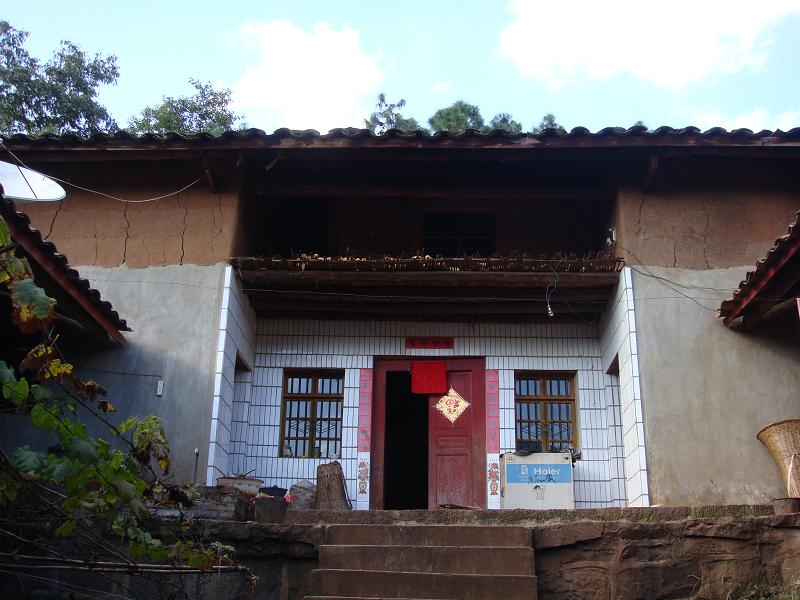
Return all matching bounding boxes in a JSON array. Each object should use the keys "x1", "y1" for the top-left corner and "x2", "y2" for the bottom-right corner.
[{"x1": 0, "y1": 160, "x2": 66, "y2": 202}]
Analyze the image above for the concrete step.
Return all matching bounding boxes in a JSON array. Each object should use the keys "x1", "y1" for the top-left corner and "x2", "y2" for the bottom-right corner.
[
  {"x1": 311, "y1": 569, "x2": 537, "y2": 599},
  {"x1": 324, "y1": 524, "x2": 532, "y2": 548},
  {"x1": 319, "y1": 544, "x2": 534, "y2": 576}
]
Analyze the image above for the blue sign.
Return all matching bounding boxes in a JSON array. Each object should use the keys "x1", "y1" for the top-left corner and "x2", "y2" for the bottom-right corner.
[{"x1": 505, "y1": 463, "x2": 572, "y2": 484}]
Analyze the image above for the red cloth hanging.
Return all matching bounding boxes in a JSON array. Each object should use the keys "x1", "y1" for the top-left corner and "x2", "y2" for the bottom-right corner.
[{"x1": 411, "y1": 361, "x2": 447, "y2": 394}]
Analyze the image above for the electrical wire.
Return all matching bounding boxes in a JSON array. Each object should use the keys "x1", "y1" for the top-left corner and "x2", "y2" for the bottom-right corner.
[
  {"x1": 617, "y1": 243, "x2": 725, "y2": 313},
  {"x1": 544, "y1": 257, "x2": 565, "y2": 317},
  {"x1": 0, "y1": 142, "x2": 204, "y2": 203},
  {"x1": 617, "y1": 242, "x2": 737, "y2": 292}
]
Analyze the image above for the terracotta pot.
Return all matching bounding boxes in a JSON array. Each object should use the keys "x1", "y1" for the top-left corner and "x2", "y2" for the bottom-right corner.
[
  {"x1": 772, "y1": 498, "x2": 800, "y2": 515},
  {"x1": 216, "y1": 476, "x2": 263, "y2": 497}
]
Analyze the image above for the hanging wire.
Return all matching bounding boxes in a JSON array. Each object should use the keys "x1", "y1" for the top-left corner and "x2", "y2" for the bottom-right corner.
[
  {"x1": 616, "y1": 242, "x2": 725, "y2": 313},
  {"x1": 0, "y1": 142, "x2": 203, "y2": 203},
  {"x1": 544, "y1": 257, "x2": 566, "y2": 317}
]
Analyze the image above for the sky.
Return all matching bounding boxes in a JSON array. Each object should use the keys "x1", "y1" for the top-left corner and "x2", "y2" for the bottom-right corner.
[{"x1": 5, "y1": 0, "x2": 800, "y2": 134}]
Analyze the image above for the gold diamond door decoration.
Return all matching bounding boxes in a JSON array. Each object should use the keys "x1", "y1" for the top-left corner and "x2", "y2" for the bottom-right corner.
[{"x1": 435, "y1": 388, "x2": 470, "y2": 424}]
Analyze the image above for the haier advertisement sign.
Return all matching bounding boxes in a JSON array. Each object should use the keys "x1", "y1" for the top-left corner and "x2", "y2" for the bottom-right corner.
[{"x1": 500, "y1": 452, "x2": 575, "y2": 509}]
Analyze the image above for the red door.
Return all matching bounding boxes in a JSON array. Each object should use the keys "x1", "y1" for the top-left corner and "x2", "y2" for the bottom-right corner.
[{"x1": 372, "y1": 358, "x2": 485, "y2": 509}]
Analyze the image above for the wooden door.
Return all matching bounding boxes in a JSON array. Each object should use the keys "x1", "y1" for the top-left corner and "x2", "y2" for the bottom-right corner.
[
  {"x1": 372, "y1": 358, "x2": 486, "y2": 510},
  {"x1": 428, "y1": 368, "x2": 474, "y2": 508}
]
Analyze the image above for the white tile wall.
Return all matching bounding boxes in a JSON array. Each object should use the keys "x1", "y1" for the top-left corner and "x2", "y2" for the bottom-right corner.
[
  {"x1": 205, "y1": 266, "x2": 257, "y2": 485},
  {"x1": 204, "y1": 269, "x2": 647, "y2": 508},
  {"x1": 599, "y1": 267, "x2": 649, "y2": 507},
  {"x1": 240, "y1": 318, "x2": 628, "y2": 508}
]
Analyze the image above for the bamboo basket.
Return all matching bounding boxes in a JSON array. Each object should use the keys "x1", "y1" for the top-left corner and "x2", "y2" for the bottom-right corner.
[{"x1": 757, "y1": 419, "x2": 800, "y2": 497}]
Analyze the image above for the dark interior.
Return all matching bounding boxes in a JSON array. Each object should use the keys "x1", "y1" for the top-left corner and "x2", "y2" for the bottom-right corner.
[
  {"x1": 262, "y1": 196, "x2": 614, "y2": 259},
  {"x1": 384, "y1": 371, "x2": 429, "y2": 509}
]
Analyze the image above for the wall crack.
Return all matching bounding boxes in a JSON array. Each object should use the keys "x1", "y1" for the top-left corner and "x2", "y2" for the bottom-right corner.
[
  {"x1": 122, "y1": 202, "x2": 130, "y2": 265},
  {"x1": 210, "y1": 194, "x2": 223, "y2": 256},
  {"x1": 636, "y1": 194, "x2": 646, "y2": 237},
  {"x1": 701, "y1": 197, "x2": 711, "y2": 268},
  {"x1": 178, "y1": 194, "x2": 188, "y2": 265},
  {"x1": 45, "y1": 200, "x2": 63, "y2": 240}
]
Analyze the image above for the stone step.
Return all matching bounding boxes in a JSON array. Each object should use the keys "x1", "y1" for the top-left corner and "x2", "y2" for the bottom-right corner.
[
  {"x1": 319, "y1": 544, "x2": 534, "y2": 576},
  {"x1": 311, "y1": 569, "x2": 537, "y2": 599},
  {"x1": 324, "y1": 524, "x2": 532, "y2": 548}
]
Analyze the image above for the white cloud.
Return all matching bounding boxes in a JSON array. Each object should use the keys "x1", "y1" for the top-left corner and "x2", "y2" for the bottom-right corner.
[
  {"x1": 498, "y1": 0, "x2": 800, "y2": 90},
  {"x1": 430, "y1": 80, "x2": 453, "y2": 95},
  {"x1": 231, "y1": 20, "x2": 384, "y2": 132},
  {"x1": 679, "y1": 107, "x2": 800, "y2": 131}
]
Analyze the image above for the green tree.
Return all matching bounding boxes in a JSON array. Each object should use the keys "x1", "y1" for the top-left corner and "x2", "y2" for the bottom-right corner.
[
  {"x1": 428, "y1": 100, "x2": 485, "y2": 133},
  {"x1": 489, "y1": 112, "x2": 523, "y2": 133},
  {"x1": 365, "y1": 93, "x2": 420, "y2": 134},
  {"x1": 128, "y1": 79, "x2": 239, "y2": 135},
  {"x1": 531, "y1": 113, "x2": 565, "y2": 133},
  {"x1": 0, "y1": 21, "x2": 119, "y2": 136}
]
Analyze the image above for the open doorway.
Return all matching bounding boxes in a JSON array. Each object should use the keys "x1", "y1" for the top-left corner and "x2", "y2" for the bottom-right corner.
[{"x1": 383, "y1": 371, "x2": 428, "y2": 509}]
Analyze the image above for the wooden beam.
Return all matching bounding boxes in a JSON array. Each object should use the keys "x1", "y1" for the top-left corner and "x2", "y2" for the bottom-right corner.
[
  {"x1": 641, "y1": 153, "x2": 659, "y2": 193},
  {"x1": 237, "y1": 270, "x2": 620, "y2": 289},
  {"x1": 201, "y1": 157, "x2": 217, "y2": 193},
  {"x1": 245, "y1": 297, "x2": 606, "y2": 315},
  {"x1": 6, "y1": 134, "x2": 800, "y2": 155},
  {"x1": 256, "y1": 183, "x2": 612, "y2": 200},
  {"x1": 251, "y1": 309, "x2": 596, "y2": 323},
  {"x1": 239, "y1": 287, "x2": 614, "y2": 302}
]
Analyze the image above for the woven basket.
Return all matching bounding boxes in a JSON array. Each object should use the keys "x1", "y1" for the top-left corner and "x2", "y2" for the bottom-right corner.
[{"x1": 757, "y1": 419, "x2": 800, "y2": 497}]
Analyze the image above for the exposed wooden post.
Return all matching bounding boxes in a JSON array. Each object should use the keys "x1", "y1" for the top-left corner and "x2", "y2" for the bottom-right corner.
[{"x1": 314, "y1": 461, "x2": 352, "y2": 510}]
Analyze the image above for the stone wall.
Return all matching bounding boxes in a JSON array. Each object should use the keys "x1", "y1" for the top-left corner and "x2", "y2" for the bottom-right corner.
[
  {"x1": 6, "y1": 508, "x2": 800, "y2": 600},
  {"x1": 534, "y1": 514, "x2": 800, "y2": 599}
]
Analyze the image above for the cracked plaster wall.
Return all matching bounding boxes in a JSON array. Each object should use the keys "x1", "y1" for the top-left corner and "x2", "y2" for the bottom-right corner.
[
  {"x1": 18, "y1": 162, "x2": 242, "y2": 268},
  {"x1": 615, "y1": 185, "x2": 798, "y2": 269},
  {"x1": 612, "y1": 182, "x2": 800, "y2": 505}
]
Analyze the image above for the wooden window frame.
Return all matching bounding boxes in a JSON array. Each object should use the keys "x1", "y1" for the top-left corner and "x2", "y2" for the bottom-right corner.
[
  {"x1": 513, "y1": 371, "x2": 578, "y2": 453},
  {"x1": 279, "y1": 369, "x2": 344, "y2": 459}
]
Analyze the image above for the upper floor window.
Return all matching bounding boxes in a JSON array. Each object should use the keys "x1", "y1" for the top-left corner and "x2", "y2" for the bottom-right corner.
[
  {"x1": 514, "y1": 372, "x2": 577, "y2": 452},
  {"x1": 424, "y1": 213, "x2": 495, "y2": 257},
  {"x1": 280, "y1": 370, "x2": 343, "y2": 458}
]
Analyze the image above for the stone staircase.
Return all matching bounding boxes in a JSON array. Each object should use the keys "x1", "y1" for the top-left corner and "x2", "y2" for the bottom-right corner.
[{"x1": 305, "y1": 524, "x2": 537, "y2": 600}]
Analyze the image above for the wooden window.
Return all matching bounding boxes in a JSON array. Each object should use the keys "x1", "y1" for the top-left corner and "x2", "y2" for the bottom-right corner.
[
  {"x1": 514, "y1": 372, "x2": 577, "y2": 453},
  {"x1": 424, "y1": 213, "x2": 495, "y2": 257},
  {"x1": 280, "y1": 370, "x2": 344, "y2": 458}
]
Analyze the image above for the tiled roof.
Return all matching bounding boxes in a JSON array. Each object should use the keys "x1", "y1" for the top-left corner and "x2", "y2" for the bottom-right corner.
[
  {"x1": 3, "y1": 125, "x2": 800, "y2": 150},
  {"x1": 0, "y1": 196, "x2": 129, "y2": 334},
  {"x1": 720, "y1": 211, "x2": 800, "y2": 326}
]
